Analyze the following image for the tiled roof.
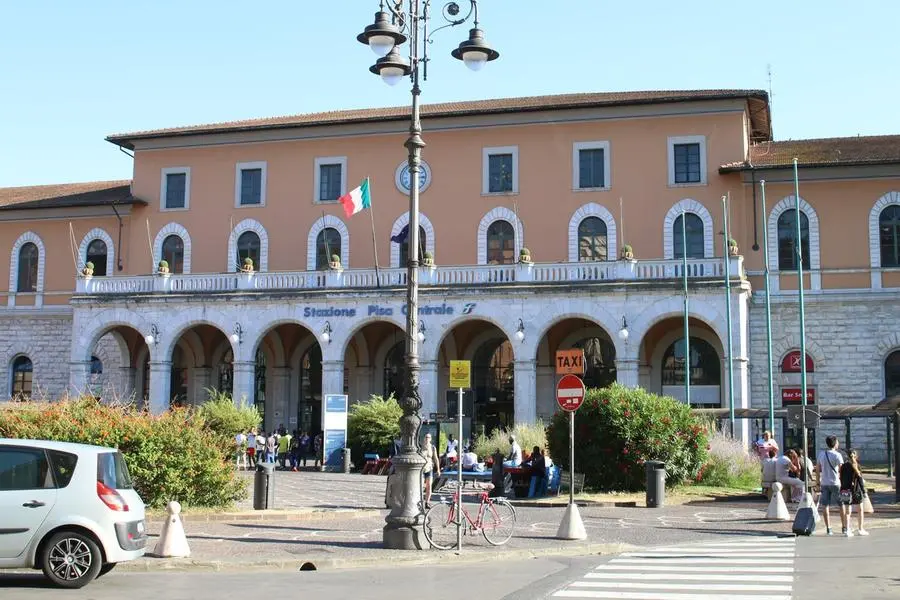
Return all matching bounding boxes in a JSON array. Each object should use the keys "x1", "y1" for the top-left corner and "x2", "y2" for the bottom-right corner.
[
  {"x1": 720, "y1": 135, "x2": 900, "y2": 172},
  {"x1": 0, "y1": 180, "x2": 141, "y2": 211},
  {"x1": 107, "y1": 89, "x2": 771, "y2": 148}
]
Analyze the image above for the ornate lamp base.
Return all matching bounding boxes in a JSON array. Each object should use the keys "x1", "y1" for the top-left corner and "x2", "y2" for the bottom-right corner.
[{"x1": 383, "y1": 450, "x2": 427, "y2": 549}]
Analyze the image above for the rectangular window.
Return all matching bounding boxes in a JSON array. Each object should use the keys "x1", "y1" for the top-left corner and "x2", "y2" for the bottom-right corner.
[
  {"x1": 319, "y1": 164, "x2": 343, "y2": 201},
  {"x1": 165, "y1": 173, "x2": 186, "y2": 208},
  {"x1": 482, "y1": 146, "x2": 519, "y2": 194},
  {"x1": 161, "y1": 167, "x2": 190, "y2": 210},
  {"x1": 673, "y1": 143, "x2": 701, "y2": 183},
  {"x1": 0, "y1": 448, "x2": 53, "y2": 491},
  {"x1": 240, "y1": 169, "x2": 262, "y2": 205},
  {"x1": 578, "y1": 149, "x2": 605, "y2": 189}
]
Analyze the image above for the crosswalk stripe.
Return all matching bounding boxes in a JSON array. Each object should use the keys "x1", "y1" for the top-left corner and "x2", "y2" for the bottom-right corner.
[
  {"x1": 571, "y1": 581, "x2": 792, "y2": 592},
  {"x1": 585, "y1": 573, "x2": 793, "y2": 582},
  {"x1": 611, "y1": 558, "x2": 788, "y2": 565},
  {"x1": 594, "y1": 565, "x2": 793, "y2": 572},
  {"x1": 621, "y1": 552, "x2": 794, "y2": 558},
  {"x1": 554, "y1": 592, "x2": 792, "y2": 600}
]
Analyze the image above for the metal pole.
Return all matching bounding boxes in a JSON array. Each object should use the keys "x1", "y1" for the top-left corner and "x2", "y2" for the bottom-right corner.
[
  {"x1": 887, "y1": 416, "x2": 893, "y2": 478},
  {"x1": 682, "y1": 210, "x2": 690, "y2": 406},
  {"x1": 569, "y1": 410, "x2": 575, "y2": 506},
  {"x1": 722, "y1": 194, "x2": 735, "y2": 437},
  {"x1": 793, "y1": 158, "x2": 809, "y2": 496},
  {"x1": 760, "y1": 181, "x2": 776, "y2": 434},
  {"x1": 457, "y1": 387, "x2": 463, "y2": 552}
]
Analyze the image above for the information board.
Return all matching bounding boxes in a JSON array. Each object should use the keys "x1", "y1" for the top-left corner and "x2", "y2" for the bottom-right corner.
[{"x1": 322, "y1": 394, "x2": 348, "y2": 470}]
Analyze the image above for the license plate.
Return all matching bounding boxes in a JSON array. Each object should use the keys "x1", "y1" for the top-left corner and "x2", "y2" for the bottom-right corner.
[{"x1": 136, "y1": 521, "x2": 145, "y2": 534}]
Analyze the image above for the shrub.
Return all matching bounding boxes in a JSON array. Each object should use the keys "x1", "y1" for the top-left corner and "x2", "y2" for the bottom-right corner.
[
  {"x1": 473, "y1": 421, "x2": 547, "y2": 462},
  {"x1": 196, "y1": 388, "x2": 261, "y2": 446},
  {"x1": 546, "y1": 384, "x2": 707, "y2": 491},
  {"x1": 0, "y1": 397, "x2": 245, "y2": 509},
  {"x1": 347, "y1": 394, "x2": 401, "y2": 464},
  {"x1": 696, "y1": 430, "x2": 761, "y2": 488}
]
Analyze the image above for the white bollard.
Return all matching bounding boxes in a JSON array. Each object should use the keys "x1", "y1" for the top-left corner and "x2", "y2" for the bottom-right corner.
[
  {"x1": 798, "y1": 492, "x2": 820, "y2": 523},
  {"x1": 766, "y1": 482, "x2": 790, "y2": 520},
  {"x1": 556, "y1": 503, "x2": 588, "y2": 540},
  {"x1": 152, "y1": 501, "x2": 191, "y2": 558}
]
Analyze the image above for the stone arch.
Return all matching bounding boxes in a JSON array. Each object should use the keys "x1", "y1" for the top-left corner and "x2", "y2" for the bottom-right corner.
[
  {"x1": 78, "y1": 227, "x2": 115, "y2": 275},
  {"x1": 663, "y1": 199, "x2": 715, "y2": 259},
  {"x1": 76, "y1": 316, "x2": 151, "y2": 363},
  {"x1": 335, "y1": 315, "x2": 405, "y2": 363},
  {"x1": 568, "y1": 203, "x2": 617, "y2": 262},
  {"x1": 876, "y1": 332, "x2": 900, "y2": 363},
  {"x1": 389, "y1": 211, "x2": 436, "y2": 268},
  {"x1": 531, "y1": 306, "x2": 625, "y2": 362},
  {"x1": 307, "y1": 215, "x2": 350, "y2": 270},
  {"x1": 771, "y1": 337, "x2": 827, "y2": 370},
  {"x1": 153, "y1": 222, "x2": 192, "y2": 273},
  {"x1": 9, "y1": 231, "x2": 46, "y2": 295},
  {"x1": 869, "y1": 191, "x2": 900, "y2": 287},
  {"x1": 767, "y1": 195, "x2": 821, "y2": 288},
  {"x1": 631, "y1": 297, "x2": 729, "y2": 357},
  {"x1": 434, "y1": 315, "x2": 515, "y2": 364},
  {"x1": 163, "y1": 319, "x2": 235, "y2": 366},
  {"x1": 477, "y1": 207, "x2": 524, "y2": 265},
  {"x1": 248, "y1": 324, "x2": 289, "y2": 367},
  {"x1": 227, "y1": 218, "x2": 269, "y2": 272}
]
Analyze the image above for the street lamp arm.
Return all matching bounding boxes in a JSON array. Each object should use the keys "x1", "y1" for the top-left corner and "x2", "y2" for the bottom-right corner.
[{"x1": 426, "y1": 1, "x2": 477, "y2": 43}]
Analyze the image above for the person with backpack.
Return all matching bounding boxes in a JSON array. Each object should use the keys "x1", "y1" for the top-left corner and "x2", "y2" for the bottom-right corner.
[
  {"x1": 839, "y1": 448, "x2": 869, "y2": 536},
  {"x1": 816, "y1": 435, "x2": 849, "y2": 536}
]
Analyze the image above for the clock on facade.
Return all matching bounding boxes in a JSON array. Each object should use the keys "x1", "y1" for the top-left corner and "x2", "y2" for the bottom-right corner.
[{"x1": 395, "y1": 160, "x2": 432, "y2": 194}]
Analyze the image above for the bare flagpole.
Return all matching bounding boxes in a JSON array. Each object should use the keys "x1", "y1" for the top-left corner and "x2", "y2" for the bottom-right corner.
[
  {"x1": 321, "y1": 210, "x2": 332, "y2": 269},
  {"x1": 365, "y1": 177, "x2": 381, "y2": 288}
]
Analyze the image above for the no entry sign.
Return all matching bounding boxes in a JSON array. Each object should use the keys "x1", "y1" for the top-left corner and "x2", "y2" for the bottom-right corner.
[{"x1": 556, "y1": 374, "x2": 586, "y2": 412}]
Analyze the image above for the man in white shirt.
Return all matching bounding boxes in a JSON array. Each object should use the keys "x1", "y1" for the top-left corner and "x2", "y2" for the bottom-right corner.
[
  {"x1": 460, "y1": 446, "x2": 479, "y2": 471},
  {"x1": 816, "y1": 436, "x2": 848, "y2": 536},
  {"x1": 503, "y1": 435, "x2": 523, "y2": 467},
  {"x1": 246, "y1": 431, "x2": 257, "y2": 468},
  {"x1": 234, "y1": 432, "x2": 247, "y2": 470}
]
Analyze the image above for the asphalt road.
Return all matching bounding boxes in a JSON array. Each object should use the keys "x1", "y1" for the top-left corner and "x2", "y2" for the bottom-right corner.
[{"x1": 4, "y1": 528, "x2": 898, "y2": 599}]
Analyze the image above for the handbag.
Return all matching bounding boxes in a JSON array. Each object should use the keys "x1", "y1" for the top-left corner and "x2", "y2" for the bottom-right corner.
[
  {"x1": 839, "y1": 488, "x2": 853, "y2": 503},
  {"x1": 863, "y1": 493, "x2": 874, "y2": 514}
]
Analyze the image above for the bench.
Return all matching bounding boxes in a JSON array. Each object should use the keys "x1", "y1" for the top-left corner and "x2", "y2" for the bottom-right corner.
[{"x1": 556, "y1": 470, "x2": 585, "y2": 495}]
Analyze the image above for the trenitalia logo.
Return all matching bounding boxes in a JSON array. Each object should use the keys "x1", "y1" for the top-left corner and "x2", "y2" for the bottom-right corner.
[{"x1": 462, "y1": 303, "x2": 476, "y2": 315}]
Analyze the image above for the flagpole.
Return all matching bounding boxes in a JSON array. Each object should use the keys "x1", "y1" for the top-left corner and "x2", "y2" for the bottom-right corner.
[
  {"x1": 760, "y1": 180, "x2": 776, "y2": 434},
  {"x1": 723, "y1": 193, "x2": 735, "y2": 437},
  {"x1": 365, "y1": 177, "x2": 381, "y2": 288},
  {"x1": 794, "y1": 158, "x2": 810, "y2": 496},
  {"x1": 321, "y1": 210, "x2": 332, "y2": 269}
]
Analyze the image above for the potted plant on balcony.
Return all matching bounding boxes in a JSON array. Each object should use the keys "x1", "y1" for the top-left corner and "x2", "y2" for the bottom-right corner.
[
  {"x1": 728, "y1": 238, "x2": 739, "y2": 256},
  {"x1": 621, "y1": 244, "x2": 634, "y2": 260},
  {"x1": 81, "y1": 261, "x2": 94, "y2": 277},
  {"x1": 329, "y1": 254, "x2": 342, "y2": 270},
  {"x1": 241, "y1": 257, "x2": 254, "y2": 273},
  {"x1": 518, "y1": 247, "x2": 533, "y2": 264},
  {"x1": 157, "y1": 260, "x2": 170, "y2": 275},
  {"x1": 422, "y1": 251, "x2": 435, "y2": 267}
]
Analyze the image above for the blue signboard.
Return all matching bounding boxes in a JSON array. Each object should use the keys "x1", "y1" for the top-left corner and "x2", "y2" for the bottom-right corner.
[
  {"x1": 325, "y1": 395, "x2": 347, "y2": 413},
  {"x1": 324, "y1": 429, "x2": 346, "y2": 469},
  {"x1": 322, "y1": 394, "x2": 349, "y2": 470}
]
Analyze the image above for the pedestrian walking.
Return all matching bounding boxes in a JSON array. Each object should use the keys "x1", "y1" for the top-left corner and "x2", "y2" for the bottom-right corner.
[
  {"x1": 266, "y1": 431, "x2": 277, "y2": 464},
  {"x1": 313, "y1": 432, "x2": 323, "y2": 469},
  {"x1": 246, "y1": 430, "x2": 257, "y2": 468},
  {"x1": 256, "y1": 431, "x2": 266, "y2": 464},
  {"x1": 816, "y1": 435, "x2": 849, "y2": 536},
  {"x1": 421, "y1": 433, "x2": 440, "y2": 508},
  {"x1": 839, "y1": 449, "x2": 869, "y2": 536}
]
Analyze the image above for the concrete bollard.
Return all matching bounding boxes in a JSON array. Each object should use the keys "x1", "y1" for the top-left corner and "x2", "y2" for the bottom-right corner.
[
  {"x1": 152, "y1": 501, "x2": 191, "y2": 558},
  {"x1": 766, "y1": 482, "x2": 790, "y2": 521}
]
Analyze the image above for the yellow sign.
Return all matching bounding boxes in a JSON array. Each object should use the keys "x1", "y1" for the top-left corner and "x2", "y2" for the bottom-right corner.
[
  {"x1": 555, "y1": 349, "x2": 585, "y2": 375},
  {"x1": 449, "y1": 360, "x2": 471, "y2": 389}
]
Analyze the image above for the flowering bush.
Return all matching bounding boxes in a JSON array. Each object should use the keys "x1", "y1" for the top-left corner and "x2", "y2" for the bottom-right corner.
[
  {"x1": 0, "y1": 397, "x2": 246, "y2": 509},
  {"x1": 696, "y1": 429, "x2": 761, "y2": 488},
  {"x1": 546, "y1": 384, "x2": 707, "y2": 490}
]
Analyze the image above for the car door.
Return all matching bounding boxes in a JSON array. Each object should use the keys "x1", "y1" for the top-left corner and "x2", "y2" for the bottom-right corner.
[{"x1": 0, "y1": 446, "x2": 58, "y2": 559}]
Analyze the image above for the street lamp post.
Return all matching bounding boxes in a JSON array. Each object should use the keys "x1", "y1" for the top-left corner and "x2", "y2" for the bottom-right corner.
[{"x1": 357, "y1": 0, "x2": 499, "y2": 550}]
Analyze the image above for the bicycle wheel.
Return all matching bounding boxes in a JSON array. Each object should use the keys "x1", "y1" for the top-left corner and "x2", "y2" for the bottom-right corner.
[
  {"x1": 481, "y1": 499, "x2": 516, "y2": 546},
  {"x1": 423, "y1": 502, "x2": 457, "y2": 550}
]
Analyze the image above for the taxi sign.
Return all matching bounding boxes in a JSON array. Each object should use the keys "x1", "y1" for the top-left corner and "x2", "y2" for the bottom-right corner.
[
  {"x1": 449, "y1": 360, "x2": 471, "y2": 389},
  {"x1": 555, "y1": 349, "x2": 585, "y2": 375}
]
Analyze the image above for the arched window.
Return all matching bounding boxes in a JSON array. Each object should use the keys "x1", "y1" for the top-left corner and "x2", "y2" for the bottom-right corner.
[
  {"x1": 316, "y1": 228, "x2": 342, "y2": 270},
  {"x1": 383, "y1": 341, "x2": 405, "y2": 399},
  {"x1": 236, "y1": 231, "x2": 261, "y2": 271},
  {"x1": 486, "y1": 220, "x2": 515, "y2": 265},
  {"x1": 399, "y1": 226, "x2": 427, "y2": 268},
  {"x1": 86, "y1": 239, "x2": 108, "y2": 276},
  {"x1": 218, "y1": 348, "x2": 234, "y2": 396},
  {"x1": 886, "y1": 350, "x2": 900, "y2": 399},
  {"x1": 10, "y1": 355, "x2": 33, "y2": 399},
  {"x1": 255, "y1": 348, "x2": 266, "y2": 425},
  {"x1": 17, "y1": 242, "x2": 39, "y2": 292},
  {"x1": 777, "y1": 209, "x2": 810, "y2": 270},
  {"x1": 299, "y1": 345, "x2": 322, "y2": 433},
  {"x1": 162, "y1": 235, "x2": 185, "y2": 274},
  {"x1": 662, "y1": 338, "x2": 721, "y2": 387},
  {"x1": 578, "y1": 217, "x2": 608, "y2": 261},
  {"x1": 880, "y1": 205, "x2": 900, "y2": 268},
  {"x1": 673, "y1": 213, "x2": 704, "y2": 259},
  {"x1": 572, "y1": 336, "x2": 616, "y2": 388}
]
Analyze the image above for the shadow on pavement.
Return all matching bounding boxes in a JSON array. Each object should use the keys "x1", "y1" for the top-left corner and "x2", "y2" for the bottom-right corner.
[
  {"x1": 185, "y1": 534, "x2": 382, "y2": 549},
  {"x1": 0, "y1": 573, "x2": 55, "y2": 589}
]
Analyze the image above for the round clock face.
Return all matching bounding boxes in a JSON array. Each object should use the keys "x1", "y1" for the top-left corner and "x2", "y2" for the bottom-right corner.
[{"x1": 395, "y1": 161, "x2": 432, "y2": 194}]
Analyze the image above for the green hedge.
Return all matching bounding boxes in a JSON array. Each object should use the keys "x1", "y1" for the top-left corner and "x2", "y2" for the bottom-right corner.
[
  {"x1": 0, "y1": 397, "x2": 246, "y2": 509},
  {"x1": 546, "y1": 384, "x2": 707, "y2": 490},
  {"x1": 347, "y1": 395, "x2": 401, "y2": 465}
]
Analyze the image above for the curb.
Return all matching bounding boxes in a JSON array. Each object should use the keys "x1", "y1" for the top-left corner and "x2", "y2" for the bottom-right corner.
[
  {"x1": 509, "y1": 500, "x2": 638, "y2": 508},
  {"x1": 116, "y1": 542, "x2": 638, "y2": 574},
  {"x1": 145, "y1": 508, "x2": 378, "y2": 525}
]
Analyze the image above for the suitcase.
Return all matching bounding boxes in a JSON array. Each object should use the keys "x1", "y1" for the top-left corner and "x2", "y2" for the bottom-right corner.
[{"x1": 792, "y1": 506, "x2": 816, "y2": 536}]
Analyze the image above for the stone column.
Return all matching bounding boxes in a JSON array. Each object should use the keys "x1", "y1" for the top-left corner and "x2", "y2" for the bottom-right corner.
[
  {"x1": 190, "y1": 367, "x2": 212, "y2": 406},
  {"x1": 513, "y1": 359, "x2": 537, "y2": 424},
  {"x1": 321, "y1": 360, "x2": 345, "y2": 397},
  {"x1": 148, "y1": 361, "x2": 172, "y2": 415},
  {"x1": 535, "y1": 365, "x2": 555, "y2": 420},
  {"x1": 270, "y1": 367, "x2": 292, "y2": 430},
  {"x1": 68, "y1": 360, "x2": 92, "y2": 397},
  {"x1": 419, "y1": 360, "x2": 438, "y2": 418},
  {"x1": 615, "y1": 357, "x2": 640, "y2": 388},
  {"x1": 232, "y1": 360, "x2": 256, "y2": 408},
  {"x1": 118, "y1": 367, "x2": 137, "y2": 402}
]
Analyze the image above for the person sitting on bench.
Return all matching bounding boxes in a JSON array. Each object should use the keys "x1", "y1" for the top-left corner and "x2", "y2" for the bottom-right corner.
[{"x1": 460, "y1": 445, "x2": 479, "y2": 471}]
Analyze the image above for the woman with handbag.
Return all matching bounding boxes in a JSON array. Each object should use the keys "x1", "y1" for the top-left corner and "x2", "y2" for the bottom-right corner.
[{"x1": 839, "y1": 449, "x2": 869, "y2": 536}]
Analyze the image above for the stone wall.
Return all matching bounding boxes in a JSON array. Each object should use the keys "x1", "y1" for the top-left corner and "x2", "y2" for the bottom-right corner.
[{"x1": 748, "y1": 292, "x2": 900, "y2": 462}]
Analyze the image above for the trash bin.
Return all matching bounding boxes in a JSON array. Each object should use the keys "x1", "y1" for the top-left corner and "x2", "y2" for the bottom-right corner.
[
  {"x1": 645, "y1": 460, "x2": 666, "y2": 508},
  {"x1": 253, "y1": 462, "x2": 275, "y2": 510},
  {"x1": 342, "y1": 448, "x2": 352, "y2": 474}
]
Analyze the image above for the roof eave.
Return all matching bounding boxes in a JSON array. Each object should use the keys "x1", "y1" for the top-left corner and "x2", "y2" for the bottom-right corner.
[{"x1": 719, "y1": 158, "x2": 900, "y2": 174}]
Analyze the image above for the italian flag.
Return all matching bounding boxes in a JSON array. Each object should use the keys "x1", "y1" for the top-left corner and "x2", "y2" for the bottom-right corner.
[{"x1": 339, "y1": 178, "x2": 371, "y2": 218}]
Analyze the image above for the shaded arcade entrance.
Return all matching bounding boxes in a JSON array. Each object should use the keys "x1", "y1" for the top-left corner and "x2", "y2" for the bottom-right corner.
[{"x1": 85, "y1": 325, "x2": 150, "y2": 402}]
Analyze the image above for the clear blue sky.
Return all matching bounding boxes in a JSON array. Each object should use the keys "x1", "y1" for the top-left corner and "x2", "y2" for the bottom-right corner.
[{"x1": 2, "y1": 0, "x2": 897, "y2": 187}]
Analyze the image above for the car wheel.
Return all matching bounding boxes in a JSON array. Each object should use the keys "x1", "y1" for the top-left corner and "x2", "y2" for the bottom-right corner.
[
  {"x1": 97, "y1": 563, "x2": 117, "y2": 578},
  {"x1": 40, "y1": 531, "x2": 103, "y2": 589}
]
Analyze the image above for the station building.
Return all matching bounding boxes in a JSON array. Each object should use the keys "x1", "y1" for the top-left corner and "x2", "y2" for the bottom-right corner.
[{"x1": 1, "y1": 89, "x2": 899, "y2": 457}]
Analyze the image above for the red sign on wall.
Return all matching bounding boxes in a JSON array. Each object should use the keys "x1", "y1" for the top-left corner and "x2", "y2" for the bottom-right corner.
[
  {"x1": 781, "y1": 351, "x2": 815, "y2": 373},
  {"x1": 782, "y1": 387, "x2": 816, "y2": 405}
]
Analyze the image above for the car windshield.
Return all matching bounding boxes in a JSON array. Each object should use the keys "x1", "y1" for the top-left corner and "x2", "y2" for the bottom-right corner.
[{"x1": 97, "y1": 451, "x2": 133, "y2": 490}]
